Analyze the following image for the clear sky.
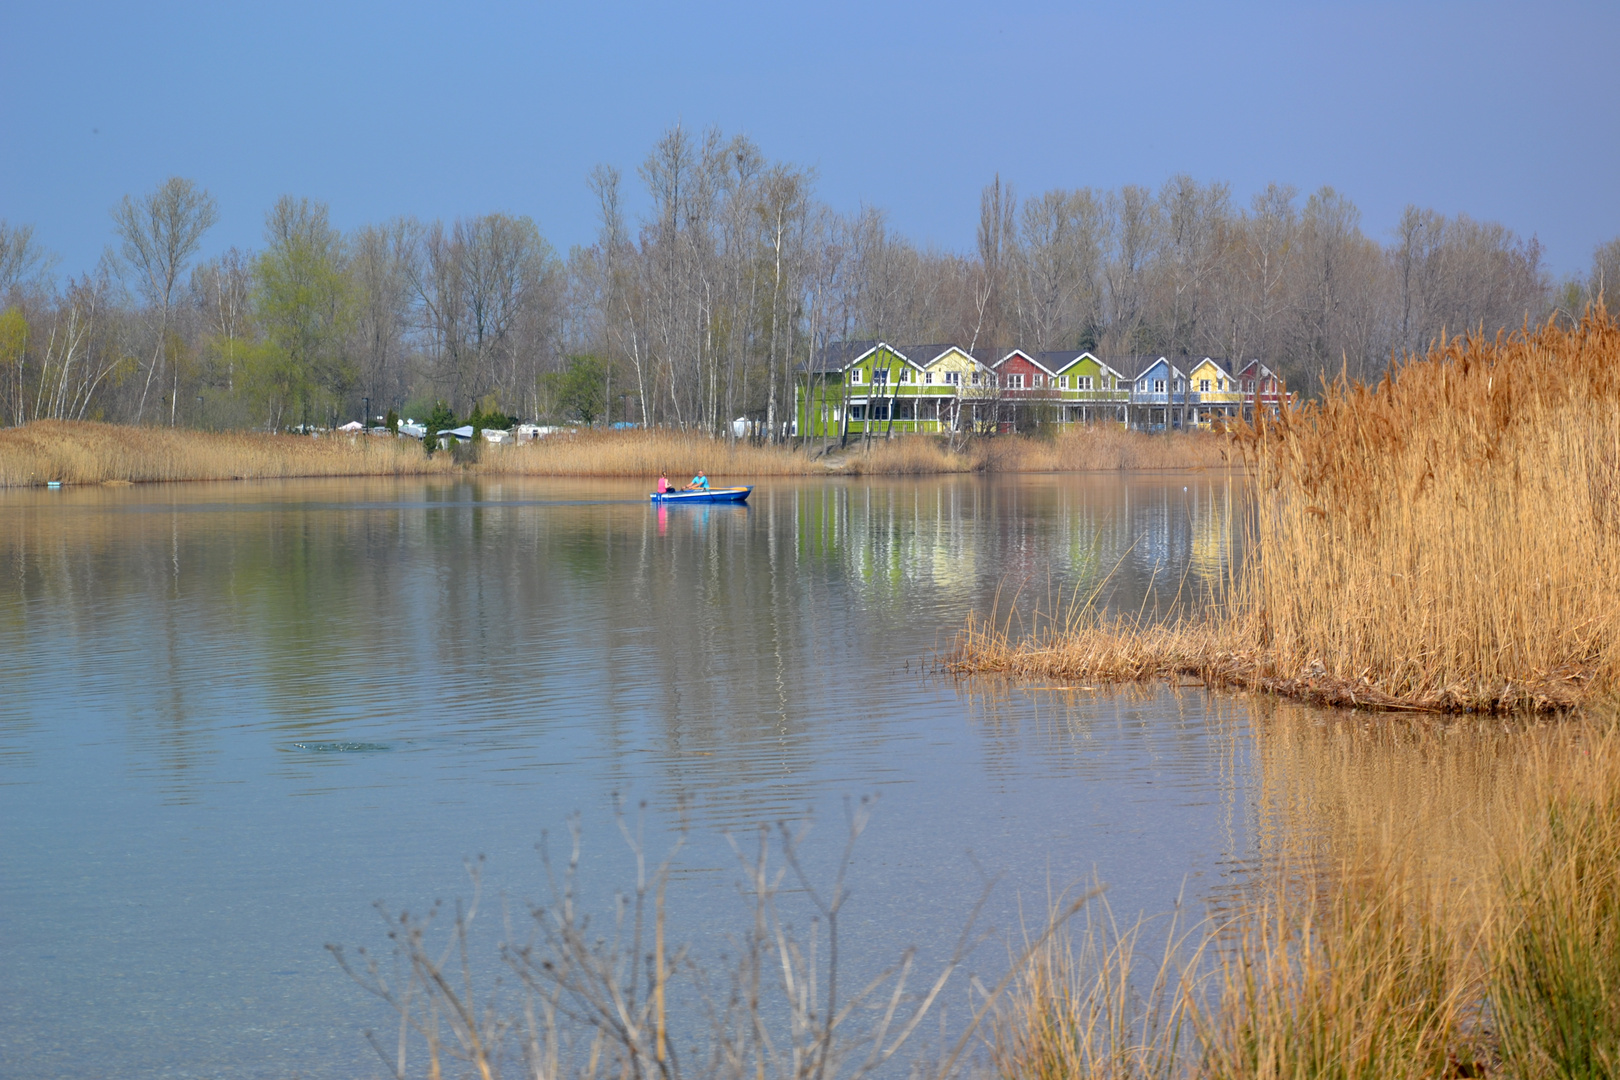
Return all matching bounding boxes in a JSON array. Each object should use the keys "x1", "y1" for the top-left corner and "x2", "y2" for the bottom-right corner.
[{"x1": 5, "y1": 0, "x2": 1618, "y2": 277}]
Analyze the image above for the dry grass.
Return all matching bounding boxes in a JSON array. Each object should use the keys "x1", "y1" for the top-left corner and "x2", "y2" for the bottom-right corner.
[
  {"x1": 953, "y1": 312, "x2": 1620, "y2": 713},
  {"x1": 0, "y1": 421, "x2": 1234, "y2": 487},
  {"x1": 0, "y1": 419, "x2": 456, "y2": 485},
  {"x1": 990, "y1": 706, "x2": 1620, "y2": 1080},
  {"x1": 484, "y1": 427, "x2": 829, "y2": 477},
  {"x1": 980, "y1": 426, "x2": 1236, "y2": 472}
]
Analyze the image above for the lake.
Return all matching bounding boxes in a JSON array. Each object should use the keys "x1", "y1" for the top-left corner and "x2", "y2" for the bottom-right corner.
[{"x1": 3, "y1": 472, "x2": 1270, "y2": 1078}]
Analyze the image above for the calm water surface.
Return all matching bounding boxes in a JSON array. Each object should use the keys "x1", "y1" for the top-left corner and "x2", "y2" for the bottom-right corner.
[{"x1": 3, "y1": 473, "x2": 1256, "y2": 1079}]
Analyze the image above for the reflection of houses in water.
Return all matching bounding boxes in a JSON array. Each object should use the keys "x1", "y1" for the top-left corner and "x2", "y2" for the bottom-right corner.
[
  {"x1": 780, "y1": 477, "x2": 1237, "y2": 625},
  {"x1": 1188, "y1": 482, "x2": 1235, "y2": 587}
]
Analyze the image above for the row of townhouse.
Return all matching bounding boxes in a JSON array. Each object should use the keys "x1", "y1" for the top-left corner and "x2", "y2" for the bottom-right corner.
[{"x1": 793, "y1": 342, "x2": 1291, "y2": 437}]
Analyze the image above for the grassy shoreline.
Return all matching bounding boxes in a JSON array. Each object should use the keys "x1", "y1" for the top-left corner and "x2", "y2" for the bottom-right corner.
[
  {"x1": 951, "y1": 312, "x2": 1620, "y2": 715},
  {"x1": 988, "y1": 705, "x2": 1620, "y2": 1080},
  {"x1": 0, "y1": 420, "x2": 1235, "y2": 487}
]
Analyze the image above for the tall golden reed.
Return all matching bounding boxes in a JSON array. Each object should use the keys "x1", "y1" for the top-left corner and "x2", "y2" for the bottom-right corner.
[
  {"x1": 0, "y1": 420, "x2": 1233, "y2": 487},
  {"x1": 1230, "y1": 311, "x2": 1620, "y2": 712},
  {"x1": 990, "y1": 707, "x2": 1620, "y2": 1079},
  {"x1": 954, "y1": 312, "x2": 1620, "y2": 713},
  {"x1": 0, "y1": 419, "x2": 457, "y2": 485}
]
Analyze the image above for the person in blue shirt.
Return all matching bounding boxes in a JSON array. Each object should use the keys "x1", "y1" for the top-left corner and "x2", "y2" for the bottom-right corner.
[{"x1": 686, "y1": 471, "x2": 709, "y2": 490}]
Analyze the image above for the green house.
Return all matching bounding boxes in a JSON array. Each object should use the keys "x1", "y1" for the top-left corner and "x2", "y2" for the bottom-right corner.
[
  {"x1": 796, "y1": 341, "x2": 945, "y2": 437},
  {"x1": 1038, "y1": 351, "x2": 1133, "y2": 424}
]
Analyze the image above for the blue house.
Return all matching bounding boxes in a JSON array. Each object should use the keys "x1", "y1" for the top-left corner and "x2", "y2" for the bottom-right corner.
[{"x1": 1130, "y1": 357, "x2": 1189, "y2": 431}]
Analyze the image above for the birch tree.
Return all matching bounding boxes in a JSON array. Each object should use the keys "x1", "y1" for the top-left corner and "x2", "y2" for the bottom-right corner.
[{"x1": 112, "y1": 177, "x2": 219, "y2": 425}]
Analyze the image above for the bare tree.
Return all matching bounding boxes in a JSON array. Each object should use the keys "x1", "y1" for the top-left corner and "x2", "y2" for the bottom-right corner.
[
  {"x1": 1012, "y1": 188, "x2": 1105, "y2": 351},
  {"x1": 0, "y1": 221, "x2": 53, "y2": 300},
  {"x1": 1591, "y1": 237, "x2": 1620, "y2": 316},
  {"x1": 112, "y1": 177, "x2": 219, "y2": 424},
  {"x1": 191, "y1": 247, "x2": 254, "y2": 395},
  {"x1": 970, "y1": 176, "x2": 1017, "y2": 353}
]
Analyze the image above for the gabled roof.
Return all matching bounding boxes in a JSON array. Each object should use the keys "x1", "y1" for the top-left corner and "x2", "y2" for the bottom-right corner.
[
  {"x1": 1236, "y1": 359, "x2": 1279, "y2": 380},
  {"x1": 911, "y1": 343, "x2": 990, "y2": 368},
  {"x1": 993, "y1": 349, "x2": 1057, "y2": 376},
  {"x1": 803, "y1": 341, "x2": 918, "y2": 373},
  {"x1": 1133, "y1": 357, "x2": 1187, "y2": 382},
  {"x1": 1036, "y1": 350, "x2": 1129, "y2": 380},
  {"x1": 1185, "y1": 356, "x2": 1235, "y2": 379}
]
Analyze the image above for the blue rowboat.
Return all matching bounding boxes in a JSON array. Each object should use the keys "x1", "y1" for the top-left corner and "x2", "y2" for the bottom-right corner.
[{"x1": 649, "y1": 485, "x2": 752, "y2": 504}]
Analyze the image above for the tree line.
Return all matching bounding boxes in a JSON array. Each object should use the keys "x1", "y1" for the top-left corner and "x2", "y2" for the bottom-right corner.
[{"x1": 2, "y1": 123, "x2": 1614, "y2": 434}]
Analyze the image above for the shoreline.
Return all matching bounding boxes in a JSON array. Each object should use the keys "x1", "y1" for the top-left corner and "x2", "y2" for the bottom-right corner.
[
  {"x1": 0, "y1": 420, "x2": 1237, "y2": 488},
  {"x1": 949, "y1": 314, "x2": 1620, "y2": 717}
]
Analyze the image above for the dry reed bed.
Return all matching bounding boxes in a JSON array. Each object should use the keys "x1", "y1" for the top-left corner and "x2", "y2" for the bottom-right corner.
[
  {"x1": 0, "y1": 420, "x2": 1234, "y2": 486},
  {"x1": 0, "y1": 420, "x2": 456, "y2": 485},
  {"x1": 990, "y1": 709, "x2": 1620, "y2": 1079},
  {"x1": 953, "y1": 312, "x2": 1620, "y2": 713}
]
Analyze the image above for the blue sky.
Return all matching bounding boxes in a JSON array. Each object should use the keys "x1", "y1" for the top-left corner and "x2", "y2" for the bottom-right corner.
[{"x1": 5, "y1": 0, "x2": 1618, "y2": 276}]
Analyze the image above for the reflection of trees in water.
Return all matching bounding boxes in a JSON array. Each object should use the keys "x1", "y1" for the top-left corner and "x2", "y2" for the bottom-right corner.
[
  {"x1": 961, "y1": 680, "x2": 1252, "y2": 864},
  {"x1": 0, "y1": 475, "x2": 1246, "y2": 817}
]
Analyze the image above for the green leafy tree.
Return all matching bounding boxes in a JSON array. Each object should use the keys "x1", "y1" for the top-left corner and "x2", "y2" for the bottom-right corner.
[
  {"x1": 543, "y1": 355, "x2": 605, "y2": 424},
  {"x1": 251, "y1": 197, "x2": 351, "y2": 430},
  {"x1": 422, "y1": 400, "x2": 456, "y2": 456}
]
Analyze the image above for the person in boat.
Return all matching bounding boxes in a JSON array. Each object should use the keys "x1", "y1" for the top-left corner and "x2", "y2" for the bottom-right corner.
[
  {"x1": 657, "y1": 472, "x2": 670, "y2": 494},
  {"x1": 686, "y1": 471, "x2": 709, "y2": 491}
]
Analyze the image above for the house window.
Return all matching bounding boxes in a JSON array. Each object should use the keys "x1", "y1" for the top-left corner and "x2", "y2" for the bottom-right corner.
[
  {"x1": 1079, "y1": 376, "x2": 1093, "y2": 391},
  {"x1": 872, "y1": 403, "x2": 890, "y2": 421},
  {"x1": 970, "y1": 372, "x2": 981, "y2": 386},
  {"x1": 871, "y1": 368, "x2": 888, "y2": 384},
  {"x1": 1007, "y1": 373, "x2": 1024, "y2": 390},
  {"x1": 1200, "y1": 378, "x2": 1211, "y2": 393},
  {"x1": 1154, "y1": 378, "x2": 1166, "y2": 394},
  {"x1": 945, "y1": 371, "x2": 961, "y2": 386},
  {"x1": 896, "y1": 401, "x2": 915, "y2": 420},
  {"x1": 924, "y1": 372, "x2": 934, "y2": 384},
  {"x1": 1175, "y1": 379, "x2": 1184, "y2": 392},
  {"x1": 1033, "y1": 374, "x2": 1044, "y2": 388},
  {"x1": 850, "y1": 369, "x2": 862, "y2": 384},
  {"x1": 1244, "y1": 379, "x2": 1255, "y2": 392},
  {"x1": 899, "y1": 369, "x2": 911, "y2": 383},
  {"x1": 849, "y1": 404, "x2": 866, "y2": 420}
]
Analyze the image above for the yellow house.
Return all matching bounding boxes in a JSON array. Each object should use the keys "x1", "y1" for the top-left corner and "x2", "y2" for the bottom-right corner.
[
  {"x1": 1186, "y1": 357, "x2": 1241, "y2": 426},
  {"x1": 914, "y1": 345, "x2": 995, "y2": 431}
]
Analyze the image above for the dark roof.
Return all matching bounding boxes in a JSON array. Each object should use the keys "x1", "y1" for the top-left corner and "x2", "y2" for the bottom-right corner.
[
  {"x1": 802, "y1": 340, "x2": 878, "y2": 373},
  {"x1": 802, "y1": 341, "x2": 995, "y2": 372},
  {"x1": 807, "y1": 343, "x2": 1251, "y2": 379},
  {"x1": 1034, "y1": 350, "x2": 1085, "y2": 372}
]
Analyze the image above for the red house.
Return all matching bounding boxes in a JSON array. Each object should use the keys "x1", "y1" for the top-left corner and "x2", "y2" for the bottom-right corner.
[{"x1": 1235, "y1": 360, "x2": 1293, "y2": 418}]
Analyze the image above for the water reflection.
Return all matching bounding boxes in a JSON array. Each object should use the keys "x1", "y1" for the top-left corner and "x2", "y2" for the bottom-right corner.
[{"x1": 1, "y1": 473, "x2": 1264, "y2": 1080}]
